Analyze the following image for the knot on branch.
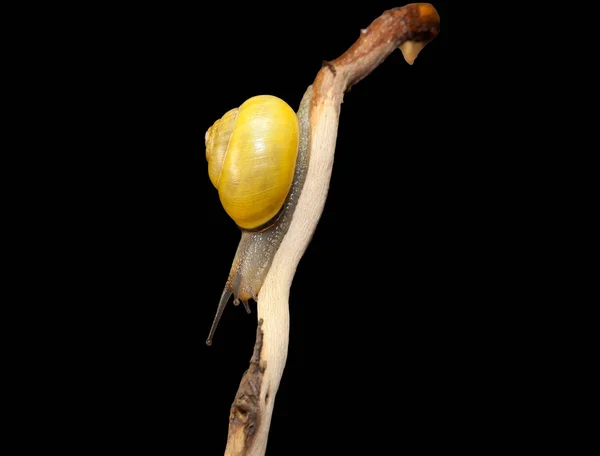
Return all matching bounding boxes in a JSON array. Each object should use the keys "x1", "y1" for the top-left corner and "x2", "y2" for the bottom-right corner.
[{"x1": 226, "y1": 319, "x2": 266, "y2": 453}]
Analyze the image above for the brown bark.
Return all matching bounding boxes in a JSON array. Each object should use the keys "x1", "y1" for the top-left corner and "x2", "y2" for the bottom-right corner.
[{"x1": 224, "y1": 320, "x2": 265, "y2": 453}]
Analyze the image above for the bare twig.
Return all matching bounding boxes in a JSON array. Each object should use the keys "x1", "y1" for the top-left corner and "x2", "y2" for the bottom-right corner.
[{"x1": 223, "y1": 4, "x2": 440, "y2": 455}]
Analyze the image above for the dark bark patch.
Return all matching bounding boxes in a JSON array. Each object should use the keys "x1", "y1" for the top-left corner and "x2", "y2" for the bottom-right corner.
[{"x1": 227, "y1": 319, "x2": 267, "y2": 450}]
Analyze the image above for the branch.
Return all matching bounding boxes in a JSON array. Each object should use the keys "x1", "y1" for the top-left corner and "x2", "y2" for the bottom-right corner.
[{"x1": 223, "y1": 4, "x2": 440, "y2": 455}]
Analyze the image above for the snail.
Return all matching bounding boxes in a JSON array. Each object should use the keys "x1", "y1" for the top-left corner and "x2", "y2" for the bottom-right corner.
[{"x1": 205, "y1": 90, "x2": 312, "y2": 345}]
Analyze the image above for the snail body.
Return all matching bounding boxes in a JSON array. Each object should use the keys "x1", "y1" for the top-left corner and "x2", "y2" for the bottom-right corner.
[{"x1": 205, "y1": 91, "x2": 312, "y2": 345}]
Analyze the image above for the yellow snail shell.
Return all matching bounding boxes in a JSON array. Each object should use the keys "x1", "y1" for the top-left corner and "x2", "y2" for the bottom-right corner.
[{"x1": 205, "y1": 95, "x2": 300, "y2": 230}]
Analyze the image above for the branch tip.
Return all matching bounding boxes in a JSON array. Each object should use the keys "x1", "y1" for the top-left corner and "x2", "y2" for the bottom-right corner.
[{"x1": 399, "y1": 40, "x2": 429, "y2": 65}]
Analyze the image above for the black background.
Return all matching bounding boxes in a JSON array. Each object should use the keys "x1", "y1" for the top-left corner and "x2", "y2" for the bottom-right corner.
[
  {"x1": 29, "y1": 1, "x2": 526, "y2": 454},
  {"x1": 193, "y1": 2, "x2": 456, "y2": 453},
  {"x1": 173, "y1": 2, "x2": 472, "y2": 453}
]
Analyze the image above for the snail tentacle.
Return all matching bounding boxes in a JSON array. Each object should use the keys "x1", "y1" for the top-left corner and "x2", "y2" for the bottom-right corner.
[{"x1": 206, "y1": 287, "x2": 233, "y2": 346}]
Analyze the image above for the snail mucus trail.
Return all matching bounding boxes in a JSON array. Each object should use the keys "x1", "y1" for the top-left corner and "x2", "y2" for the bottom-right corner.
[{"x1": 205, "y1": 88, "x2": 312, "y2": 346}]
